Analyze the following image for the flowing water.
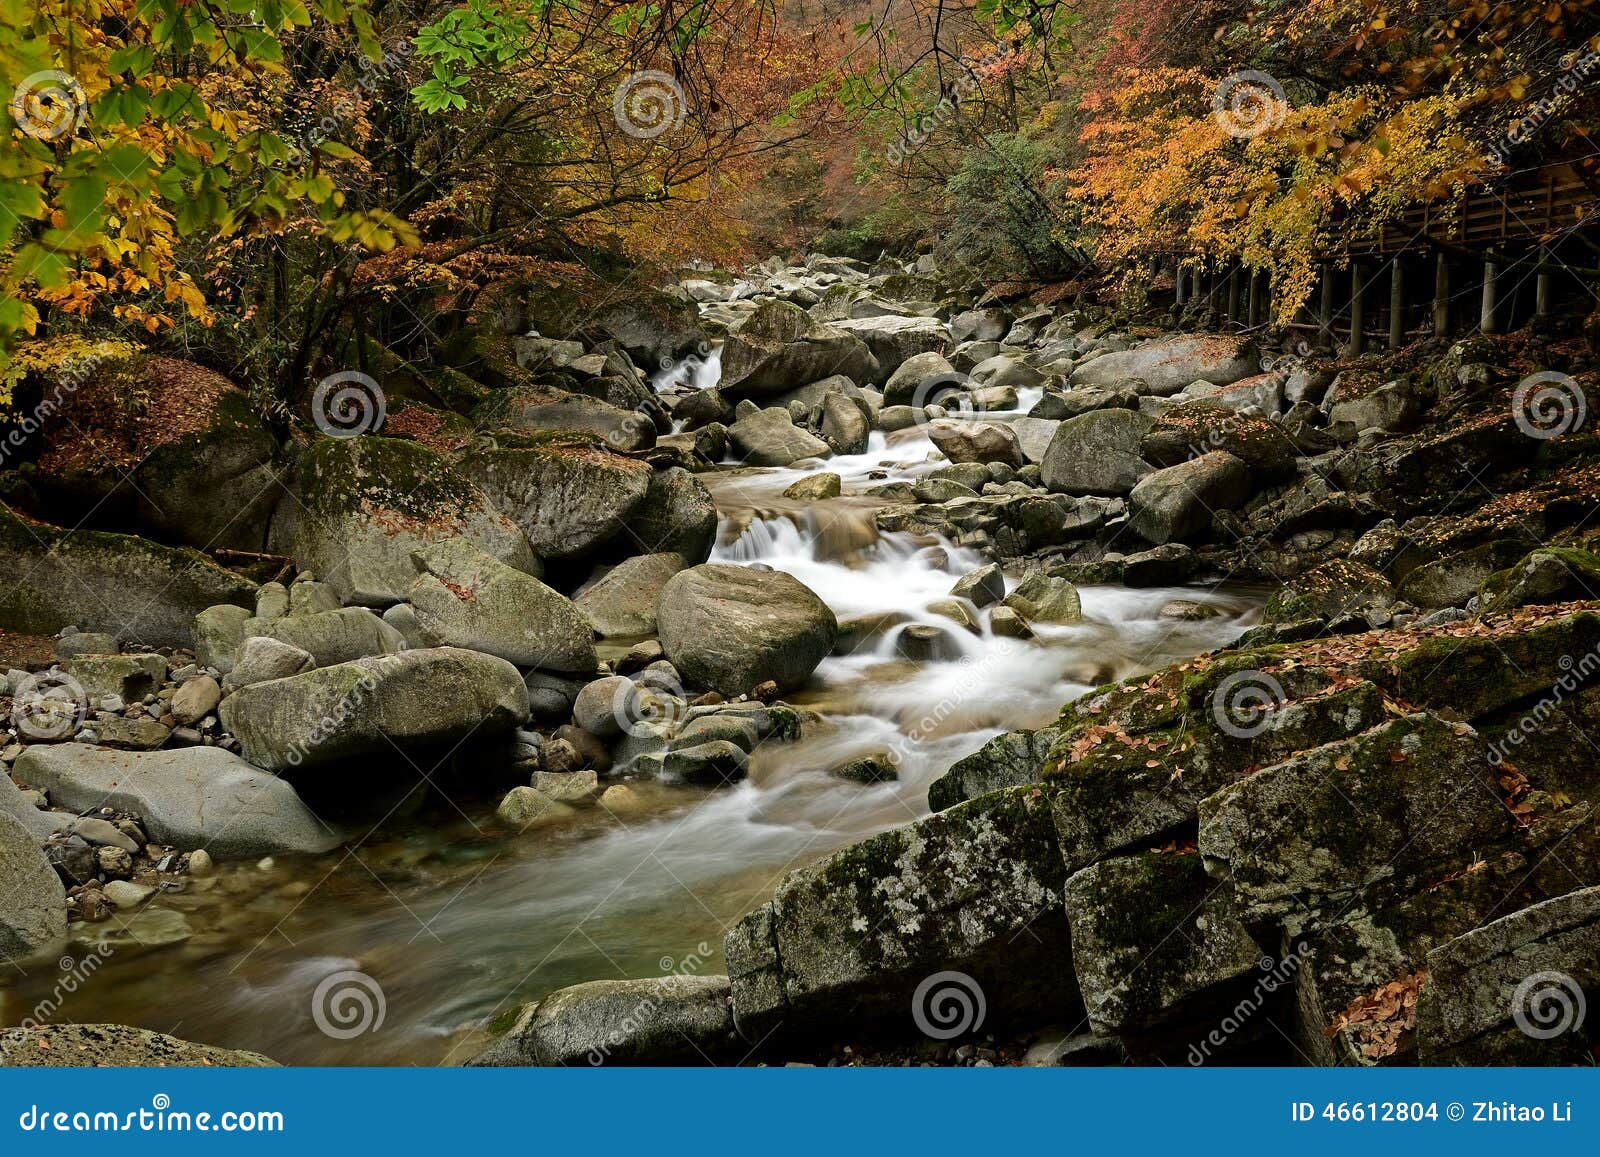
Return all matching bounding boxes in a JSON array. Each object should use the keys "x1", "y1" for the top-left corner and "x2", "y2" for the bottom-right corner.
[{"x1": 0, "y1": 369, "x2": 1263, "y2": 1066}]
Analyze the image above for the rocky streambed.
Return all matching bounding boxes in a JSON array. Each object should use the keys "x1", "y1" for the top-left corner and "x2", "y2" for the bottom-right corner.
[{"x1": 2, "y1": 253, "x2": 1599, "y2": 1068}]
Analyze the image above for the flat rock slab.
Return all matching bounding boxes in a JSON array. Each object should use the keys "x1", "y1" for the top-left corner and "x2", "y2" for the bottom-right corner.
[{"x1": 0, "y1": 1023, "x2": 277, "y2": 1067}]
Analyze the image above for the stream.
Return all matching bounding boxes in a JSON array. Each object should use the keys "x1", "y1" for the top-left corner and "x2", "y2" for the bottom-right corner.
[{"x1": 0, "y1": 358, "x2": 1263, "y2": 1066}]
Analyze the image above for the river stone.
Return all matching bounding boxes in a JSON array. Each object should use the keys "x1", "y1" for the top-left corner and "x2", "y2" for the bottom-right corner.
[
  {"x1": 819, "y1": 392, "x2": 870, "y2": 455},
  {"x1": 949, "y1": 563, "x2": 1006, "y2": 609},
  {"x1": 15, "y1": 744, "x2": 338, "y2": 859},
  {"x1": 218, "y1": 647, "x2": 529, "y2": 772},
  {"x1": 927, "y1": 725, "x2": 1058, "y2": 811},
  {"x1": 96, "y1": 716, "x2": 170, "y2": 751},
  {"x1": 496, "y1": 786, "x2": 576, "y2": 828},
  {"x1": 68, "y1": 653, "x2": 167, "y2": 704},
  {"x1": 458, "y1": 436, "x2": 654, "y2": 560},
  {"x1": 720, "y1": 301, "x2": 875, "y2": 398},
  {"x1": 1127, "y1": 451, "x2": 1251, "y2": 544},
  {"x1": 409, "y1": 539, "x2": 596, "y2": 672},
  {"x1": 726, "y1": 408, "x2": 831, "y2": 466},
  {"x1": 0, "y1": 506, "x2": 256, "y2": 647},
  {"x1": 1479, "y1": 547, "x2": 1600, "y2": 614},
  {"x1": 571, "y1": 676, "x2": 631, "y2": 738},
  {"x1": 724, "y1": 785, "x2": 1077, "y2": 1041},
  {"x1": 288, "y1": 578, "x2": 341, "y2": 616},
  {"x1": 277, "y1": 436, "x2": 537, "y2": 606},
  {"x1": 928, "y1": 420, "x2": 1025, "y2": 468},
  {"x1": 1002, "y1": 572, "x2": 1081, "y2": 624},
  {"x1": 1397, "y1": 539, "x2": 1532, "y2": 610},
  {"x1": 1008, "y1": 416, "x2": 1060, "y2": 466},
  {"x1": 574, "y1": 553, "x2": 687, "y2": 639},
  {"x1": 193, "y1": 604, "x2": 251, "y2": 673},
  {"x1": 782, "y1": 473, "x2": 843, "y2": 502},
  {"x1": 657, "y1": 565, "x2": 837, "y2": 697},
  {"x1": 246, "y1": 606, "x2": 406, "y2": 669},
  {"x1": 0, "y1": 1023, "x2": 278, "y2": 1066},
  {"x1": 470, "y1": 975, "x2": 738, "y2": 1066},
  {"x1": 223, "y1": 635, "x2": 315, "y2": 693},
  {"x1": 1070, "y1": 334, "x2": 1257, "y2": 396},
  {"x1": 1065, "y1": 852, "x2": 1263, "y2": 1034},
  {"x1": 882, "y1": 351, "x2": 959, "y2": 407},
  {"x1": 0, "y1": 811, "x2": 67, "y2": 963},
  {"x1": 1198, "y1": 713, "x2": 1509, "y2": 937},
  {"x1": 1040, "y1": 409, "x2": 1155, "y2": 497},
  {"x1": 54, "y1": 631, "x2": 118, "y2": 662},
  {"x1": 615, "y1": 467, "x2": 717, "y2": 563},
  {"x1": 1418, "y1": 885, "x2": 1600, "y2": 1064},
  {"x1": 170, "y1": 675, "x2": 222, "y2": 726}
]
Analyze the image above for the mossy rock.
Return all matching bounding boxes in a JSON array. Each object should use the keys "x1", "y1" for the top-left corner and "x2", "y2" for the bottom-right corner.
[
  {"x1": 0, "y1": 504, "x2": 255, "y2": 646},
  {"x1": 1264, "y1": 559, "x2": 1393, "y2": 624},
  {"x1": 1478, "y1": 547, "x2": 1600, "y2": 615},
  {"x1": 276, "y1": 435, "x2": 536, "y2": 606}
]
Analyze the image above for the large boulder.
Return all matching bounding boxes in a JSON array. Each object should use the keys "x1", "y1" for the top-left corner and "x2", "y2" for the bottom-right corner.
[
  {"x1": 277, "y1": 436, "x2": 536, "y2": 606},
  {"x1": 819, "y1": 392, "x2": 870, "y2": 455},
  {"x1": 882, "y1": 351, "x2": 959, "y2": 407},
  {"x1": 0, "y1": 1024, "x2": 276, "y2": 1067},
  {"x1": 218, "y1": 647, "x2": 529, "y2": 772},
  {"x1": 657, "y1": 564, "x2": 837, "y2": 696},
  {"x1": 928, "y1": 420, "x2": 1025, "y2": 468},
  {"x1": 13, "y1": 744, "x2": 338, "y2": 859},
  {"x1": 408, "y1": 539, "x2": 596, "y2": 672},
  {"x1": 1138, "y1": 401, "x2": 1298, "y2": 482},
  {"x1": 574, "y1": 553, "x2": 686, "y2": 638},
  {"x1": 1418, "y1": 885, "x2": 1600, "y2": 1064},
  {"x1": 1198, "y1": 714, "x2": 1509, "y2": 936},
  {"x1": 615, "y1": 467, "x2": 717, "y2": 563},
  {"x1": 724, "y1": 786, "x2": 1077, "y2": 1040},
  {"x1": 1008, "y1": 416, "x2": 1060, "y2": 466},
  {"x1": 1126, "y1": 452, "x2": 1251, "y2": 544},
  {"x1": 458, "y1": 435, "x2": 655, "y2": 560},
  {"x1": 0, "y1": 811, "x2": 67, "y2": 963},
  {"x1": 831, "y1": 315, "x2": 948, "y2": 381},
  {"x1": 719, "y1": 301, "x2": 875, "y2": 398},
  {"x1": 469, "y1": 976, "x2": 739, "y2": 1066},
  {"x1": 1070, "y1": 335, "x2": 1258, "y2": 396},
  {"x1": 1040, "y1": 410, "x2": 1154, "y2": 496},
  {"x1": 726, "y1": 408, "x2": 831, "y2": 467},
  {"x1": 0, "y1": 506, "x2": 255, "y2": 647}
]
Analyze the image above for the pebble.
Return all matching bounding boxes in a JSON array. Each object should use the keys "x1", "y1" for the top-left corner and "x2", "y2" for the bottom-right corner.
[
  {"x1": 103, "y1": 879, "x2": 156, "y2": 908},
  {"x1": 186, "y1": 849, "x2": 215, "y2": 877}
]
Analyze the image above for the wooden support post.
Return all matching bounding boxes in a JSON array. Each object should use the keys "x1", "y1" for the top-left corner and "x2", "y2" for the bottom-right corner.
[
  {"x1": 1389, "y1": 258, "x2": 1405, "y2": 351},
  {"x1": 1207, "y1": 268, "x2": 1219, "y2": 312},
  {"x1": 1247, "y1": 271, "x2": 1262, "y2": 328},
  {"x1": 1349, "y1": 262, "x2": 1366, "y2": 356},
  {"x1": 1536, "y1": 247, "x2": 1553, "y2": 319},
  {"x1": 1433, "y1": 252, "x2": 1450, "y2": 337},
  {"x1": 1226, "y1": 265, "x2": 1241, "y2": 326},
  {"x1": 1481, "y1": 256, "x2": 1499, "y2": 335},
  {"x1": 1318, "y1": 264, "x2": 1334, "y2": 348},
  {"x1": 1174, "y1": 263, "x2": 1187, "y2": 306}
]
